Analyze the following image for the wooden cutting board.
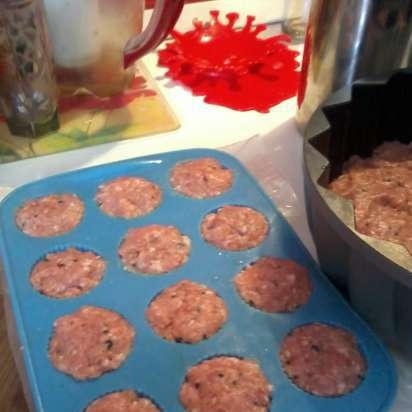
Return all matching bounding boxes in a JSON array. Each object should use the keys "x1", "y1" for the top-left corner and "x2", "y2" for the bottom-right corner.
[
  {"x1": 0, "y1": 63, "x2": 179, "y2": 165},
  {"x1": 0, "y1": 295, "x2": 28, "y2": 412}
]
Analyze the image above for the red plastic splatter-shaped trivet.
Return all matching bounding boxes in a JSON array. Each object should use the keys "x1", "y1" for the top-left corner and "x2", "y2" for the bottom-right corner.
[{"x1": 158, "y1": 10, "x2": 300, "y2": 112}]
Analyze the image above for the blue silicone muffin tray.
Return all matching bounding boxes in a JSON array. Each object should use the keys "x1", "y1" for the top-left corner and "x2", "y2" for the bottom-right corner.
[{"x1": 0, "y1": 149, "x2": 397, "y2": 412}]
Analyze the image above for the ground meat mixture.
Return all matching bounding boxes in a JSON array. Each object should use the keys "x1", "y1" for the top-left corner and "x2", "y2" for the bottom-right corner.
[
  {"x1": 201, "y1": 206, "x2": 268, "y2": 251},
  {"x1": 118, "y1": 225, "x2": 191, "y2": 274},
  {"x1": 170, "y1": 157, "x2": 234, "y2": 199},
  {"x1": 30, "y1": 248, "x2": 106, "y2": 299},
  {"x1": 180, "y1": 356, "x2": 272, "y2": 412},
  {"x1": 48, "y1": 306, "x2": 134, "y2": 380},
  {"x1": 85, "y1": 390, "x2": 161, "y2": 412},
  {"x1": 15, "y1": 193, "x2": 84, "y2": 237},
  {"x1": 95, "y1": 176, "x2": 162, "y2": 218},
  {"x1": 234, "y1": 257, "x2": 312, "y2": 312},
  {"x1": 280, "y1": 323, "x2": 367, "y2": 397},
  {"x1": 329, "y1": 141, "x2": 412, "y2": 255},
  {"x1": 146, "y1": 280, "x2": 227, "y2": 343}
]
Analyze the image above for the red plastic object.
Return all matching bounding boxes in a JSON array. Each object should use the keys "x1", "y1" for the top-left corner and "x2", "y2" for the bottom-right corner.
[
  {"x1": 0, "y1": 76, "x2": 155, "y2": 123},
  {"x1": 146, "y1": 0, "x2": 209, "y2": 8},
  {"x1": 158, "y1": 10, "x2": 301, "y2": 112},
  {"x1": 59, "y1": 76, "x2": 156, "y2": 114},
  {"x1": 297, "y1": 22, "x2": 311, "y2": 108},
  {"x1": 124, "y1": 0, "x2": 185, "y2": 68}
]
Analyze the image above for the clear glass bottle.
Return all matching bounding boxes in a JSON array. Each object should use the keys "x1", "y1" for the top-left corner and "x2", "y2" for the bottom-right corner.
[
  {"x1": 0, "y1": 0, "x2": 59, "y2": 138},
  {"x1": 282, "y1": 0, "x2": 311, "y2": 42}
]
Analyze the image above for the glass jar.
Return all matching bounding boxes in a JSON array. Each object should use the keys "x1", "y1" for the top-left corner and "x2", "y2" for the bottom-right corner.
[
  {"x1": 42, "y1": 0, "x2": 185, "y2": 97},
  {"x1": 43, "y1": 0, "x2": 144, "y2": 97}
]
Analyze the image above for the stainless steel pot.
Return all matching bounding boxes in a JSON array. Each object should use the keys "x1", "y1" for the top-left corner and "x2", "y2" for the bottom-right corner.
[
  {"x1": 297, "y1": 0, "x2": 412, "y2": 130},
  {"x1": 303, "y1": 70, "x2": 412, "y2": 357}
]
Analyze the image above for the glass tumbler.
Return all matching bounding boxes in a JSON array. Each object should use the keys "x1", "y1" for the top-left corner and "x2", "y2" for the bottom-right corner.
[
  {"x1": 0, "y1": 0, "x2": 59, "y2": 138},
  {"x1": 282, "y1": 0, "x2": 311, "y2": 42}
]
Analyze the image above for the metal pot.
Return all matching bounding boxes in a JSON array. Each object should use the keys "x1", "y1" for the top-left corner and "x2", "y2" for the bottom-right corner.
[
  {"x1": 303, "y1": 70, "x2": 412, "y2": 356},
  {"x1": 297, "y1": 0, "x2": 412, "y2": 130}
]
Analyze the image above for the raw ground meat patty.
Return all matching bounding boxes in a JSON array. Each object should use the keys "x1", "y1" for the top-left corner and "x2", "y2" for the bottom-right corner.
[
  {"x1": 15, "y1": 193, "x2": 84, "y2": 237},
  {"x1": 170, "y1": 157, "x2": 234, "y2": 198},
  {"x1": 48, "y1": 306, "x2": 134, "y2": 380},
  {"x1": 95, "y1": 176, "x2": 162, "y2": 218},
  {"x1": 234, "y1": 257, "x2": 312, "y2": 312},
  {"x1": 280, "y1": 323, "x2": 367, "y2": 397},
  {"x1": 85, "y1": 390, "x2": 161, "y2": 412},
  {"x1": 201, "y1": 205, "x2": 268, "y2": 251},
  {"x1": 118, "y1": 224, "x2": 191, "y2": 274},
  {"x1": 146, "y1": 280, "x2": 227, "y2": 343},
  {"x1": 30, "y1": 248, "x2": 106, "y2": 299},
  {"x1": 329, "y1": 141, "x2": 412, "y2": 255},
  {"x1": 180, "y1": 356, "x2": 272, "y2": 412}
]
